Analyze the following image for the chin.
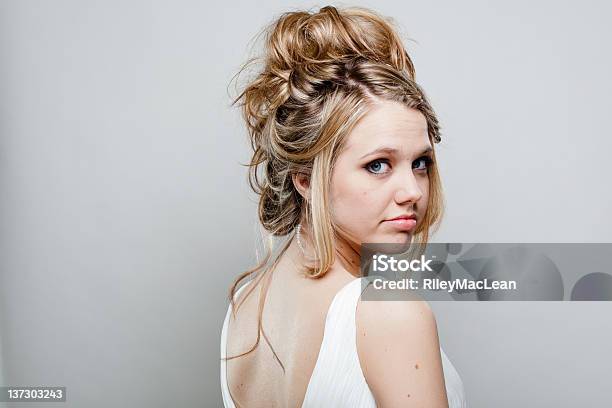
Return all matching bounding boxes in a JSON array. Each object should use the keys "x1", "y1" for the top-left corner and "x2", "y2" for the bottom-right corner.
[
  {"x1": 393, "y1": 233, "x2": 412, "y2": 244},
  {"x1": 375, "y1": 232, "x2": 412, "y2": 244}
]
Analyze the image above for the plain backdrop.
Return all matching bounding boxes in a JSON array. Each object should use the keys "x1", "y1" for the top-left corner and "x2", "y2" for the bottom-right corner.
[{"x1": 1, "y1": 0, "x2": 611, "y2": 407}]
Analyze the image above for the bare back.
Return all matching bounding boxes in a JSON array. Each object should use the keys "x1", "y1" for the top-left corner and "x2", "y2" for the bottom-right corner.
[{"x1": 223, "y1": 242, "x2": 357, "y2": 407}]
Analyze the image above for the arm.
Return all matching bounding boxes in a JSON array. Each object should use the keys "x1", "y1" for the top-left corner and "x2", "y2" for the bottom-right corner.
[{"x1": 356, "y1": 289, "x2": 449, "y2": 408}]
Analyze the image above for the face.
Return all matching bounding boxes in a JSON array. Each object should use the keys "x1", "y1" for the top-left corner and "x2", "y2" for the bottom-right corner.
[{"x1": 329, "y1": 100, "x2": 433, "y2": 246}]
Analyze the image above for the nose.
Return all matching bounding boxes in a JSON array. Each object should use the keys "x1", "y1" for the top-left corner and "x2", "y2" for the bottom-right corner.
[{"x1": 394, "y1": 173, "x2": 423, "y2": 205}]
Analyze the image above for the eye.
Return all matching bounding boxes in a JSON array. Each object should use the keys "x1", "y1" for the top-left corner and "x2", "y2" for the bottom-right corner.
[
  {"x1": 365, "y1": 159, "x2": 391, "y2": 175},
  {"x1": 413, "y1": 156, "x2": 433, "y2": 171}
]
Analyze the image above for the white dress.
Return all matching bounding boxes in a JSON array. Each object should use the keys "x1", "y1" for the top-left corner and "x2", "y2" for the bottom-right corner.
[{"x1": 220, "y1": 277, "x2": 468, "y2": 407}]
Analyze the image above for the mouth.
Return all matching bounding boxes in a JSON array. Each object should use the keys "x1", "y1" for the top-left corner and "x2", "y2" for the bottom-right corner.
[{"x1": 383, "y1": 215, "x2": 417, "y2": 231}]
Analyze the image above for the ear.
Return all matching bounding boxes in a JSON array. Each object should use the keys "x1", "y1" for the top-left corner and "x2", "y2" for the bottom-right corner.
[{"x1": 292, "y1": 173, "x2": 310, "y2": 201}]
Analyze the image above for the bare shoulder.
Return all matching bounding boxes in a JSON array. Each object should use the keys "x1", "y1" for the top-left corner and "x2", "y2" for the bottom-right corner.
[{"x1": 355, "y1": 284, "x2": 449, "y2": 407}]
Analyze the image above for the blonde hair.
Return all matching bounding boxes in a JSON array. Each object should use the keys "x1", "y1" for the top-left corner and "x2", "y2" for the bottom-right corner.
[{"x1": 225, "y1": 5, "x2": 444, "y2": 369}]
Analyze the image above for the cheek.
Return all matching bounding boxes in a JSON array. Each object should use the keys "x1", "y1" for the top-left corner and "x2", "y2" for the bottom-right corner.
[
  {"x1": 332, "y1": 183, "x2": 376, "y2": 215},
  {"x1": 417, "y1": 178, "x2": 430, "y2": 213},
  {"x1": 330, "y1": 171, "x2": 381, "y2": 224}
]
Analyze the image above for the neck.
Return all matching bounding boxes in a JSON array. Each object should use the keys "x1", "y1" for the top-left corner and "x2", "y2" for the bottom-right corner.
[
  {"x1": 294, "y1": 223, "x2": 362, "y2": 278},
  {"x1": 334, "y1": 233, "x2": 361, "y2": 277}
]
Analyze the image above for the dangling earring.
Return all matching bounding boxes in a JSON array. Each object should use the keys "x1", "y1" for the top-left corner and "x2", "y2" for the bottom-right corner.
[
  {"x1": 295, "y1": 223, "x2": 313, "y2": 260},
  {"x1": 295, "y1": 223, "x2": 307, "y2": 257}
]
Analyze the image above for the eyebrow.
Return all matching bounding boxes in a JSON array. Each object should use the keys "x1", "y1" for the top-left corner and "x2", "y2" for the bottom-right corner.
[{"x1": 359, "y1": 145, "x2": 433, "y2": 160}]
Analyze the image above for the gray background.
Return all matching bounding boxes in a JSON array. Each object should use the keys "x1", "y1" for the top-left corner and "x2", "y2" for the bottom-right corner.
[{"x1": 1, "y1": 0, "x2": 610, "y2": 407}]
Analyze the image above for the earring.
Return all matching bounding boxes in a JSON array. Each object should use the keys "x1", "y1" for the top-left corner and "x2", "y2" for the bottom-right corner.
[
  {"x1": 296, "y1": 223, "x2": 317, "y2": 261},
  {"x1": 295, "y1": 223, "x2": 307, "y2": 256}
]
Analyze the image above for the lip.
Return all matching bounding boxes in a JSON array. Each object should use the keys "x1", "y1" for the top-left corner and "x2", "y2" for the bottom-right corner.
[{"x1": 383, "y1": 214, "x2": 417, "y2": 231}]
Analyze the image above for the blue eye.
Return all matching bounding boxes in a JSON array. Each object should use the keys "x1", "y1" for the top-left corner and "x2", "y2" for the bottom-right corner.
[
  {"x1": 413, "y1": 156, "x2": 432, "y2": 171},
  {"x1": 366, "y1": 159, "x2": 391, "y2": 175}
]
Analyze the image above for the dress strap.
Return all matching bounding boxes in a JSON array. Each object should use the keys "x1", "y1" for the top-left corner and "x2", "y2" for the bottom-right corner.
[
  {"x1": 220, "y1": 280, "x2": 254, "y2": 408},
  {"x1": 301, "y1": 277, "x2": 376, "y2": 407}
]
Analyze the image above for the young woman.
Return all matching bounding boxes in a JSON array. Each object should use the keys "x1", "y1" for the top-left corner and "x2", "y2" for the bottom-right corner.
[{"x1": 220, "y1": 6, "x2": 467, "y2": 407}]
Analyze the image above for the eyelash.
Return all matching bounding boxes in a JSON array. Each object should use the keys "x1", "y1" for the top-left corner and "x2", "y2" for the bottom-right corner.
[{"x1": 365, "y1": 156, "x2": 433, "y2": 176}]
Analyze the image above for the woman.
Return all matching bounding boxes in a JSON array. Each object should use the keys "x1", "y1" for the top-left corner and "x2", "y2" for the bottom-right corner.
[{"x1": 220, "y1": 5, "x2": 467, "y2": 407}]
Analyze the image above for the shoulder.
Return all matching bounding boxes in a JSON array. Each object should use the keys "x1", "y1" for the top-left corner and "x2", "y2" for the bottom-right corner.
[
  {"x1": 355, "y1": 283, "x2": 438, "y2": 353},
  {"x1": 357, "y1": 282, "x2": 437, "y2": 327},
  {"x1": 355, "y1": 283, "x2": 448, "y2": 407},
  {"x1": 356, "y1": 285, "x2": 438, "y2": 345}
]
